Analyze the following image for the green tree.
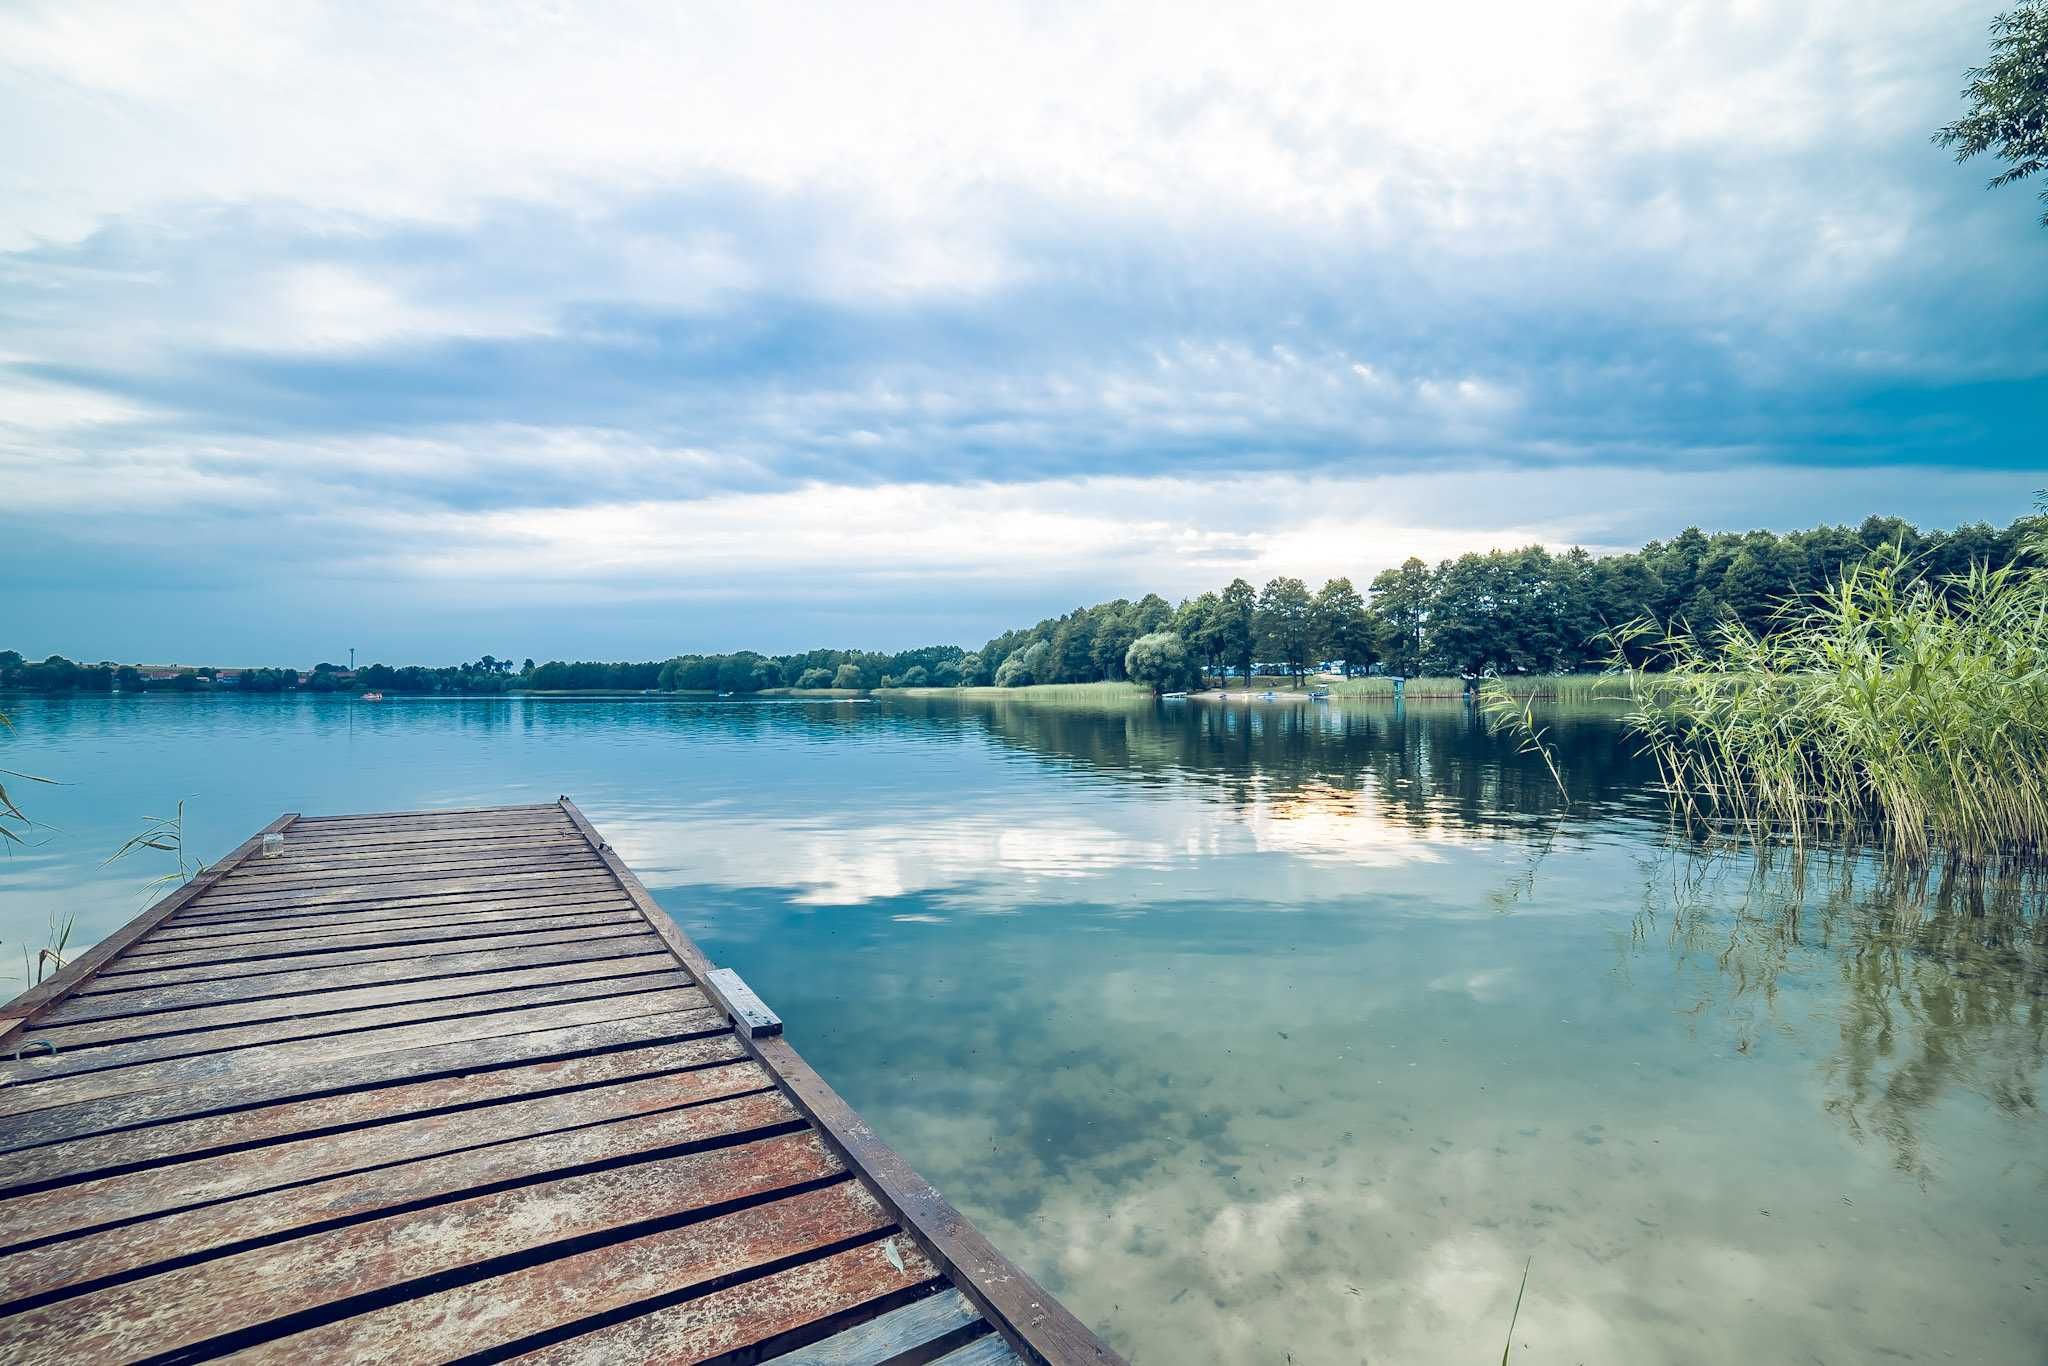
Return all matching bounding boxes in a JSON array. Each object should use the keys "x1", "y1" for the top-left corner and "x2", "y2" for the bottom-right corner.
[
  {"x1": 1592, "y1": 555, "x2": 1668, "y2": 627},
  {"x1": 1719, "y1": 536, "x2": 1801, "y2": 633},
  {"x1": 795, "y1": 667, "x2": 834, "y2": 688},
  {"x1": 1124, "y1": 631, "x2": 1194, "y2": 693},
  {"x1": 994, "y1": 639, "x2": 1052, "y2": 687},
  {"x1": 1131, "y1": 593, "x2": 1174, "y2": 635},
  {"x1": 1216, "y1": 578, "x2": 1258, "y2": 681},
  {"x1": 1255, "y1": 577, "x2": 1315, "y2": 684},
  {"x1": 1048, "y1": 615, "x2": 1095, "y2": 683},
  {"x1": 1368, "y1": 557, "x2": 1433, "y2": 676},
  {"x1": 1172, "y1": 592, "x2": 1220, "y2": 683},
  {"x1": 1088, "y1": 604, "x2": 1140, "y2": 681},
  {"x1": 1310, "y1": 577, "x2": 1376, "y2": 675},
  {"x1": 1935, "y1": 1, "x2": 2048, "y2": 226},
  {"x1": 831, "y1": 662, "x2": 864, "y2": 689}
]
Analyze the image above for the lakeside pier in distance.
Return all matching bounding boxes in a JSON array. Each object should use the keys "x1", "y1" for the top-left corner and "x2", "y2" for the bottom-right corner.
[{"x1": 0, "y1": 799, "x2": 1121, "y2": 1365}]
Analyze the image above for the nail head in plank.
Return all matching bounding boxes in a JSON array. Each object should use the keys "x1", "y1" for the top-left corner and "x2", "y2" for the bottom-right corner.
[{"x1": 707, "y1": 967, "x2": 783, "y2": 1039}]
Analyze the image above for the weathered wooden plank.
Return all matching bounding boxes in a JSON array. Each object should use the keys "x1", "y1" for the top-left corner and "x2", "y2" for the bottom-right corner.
[
  {"x1": 0, "y1": 1009, "x2": 728, "y2": 1155},
  {"x1": 288, "y1": 809, "x2": 569, "y2": 832},
  {"x1": 556, "y1": 799, "x2": 1126, "y2": 1366},
  {"x1": 0, "y1": 1059, "x2": 774, "y2": 1250},
  {"x1": 94, "y1": 912, "x2": 644, "y2": 982},
  {"x1": 0, "y1": 989, "x2": 711, "y2": 1118},
  {"x1": 772, "y1": 1287, "x2": 985, "y2": 1366},
  {"x1": 289, "y1": 809, "x2": 570, "y2": 829},
  {"x1": 144, "y1": 895, "x2": 636, "y2": 947},
  {"x1": 224, "y1": 821, "x2": 581, "y2": 851},
  {"x1": 265, "y1": 808, "x2": 573, "y2": 828},
  {"x1": 182, "y1": 867, "x2": 620, "y2": 913},
  {"x1": 255, "y1": 827, "x2": 584, "y2": 856},
  {"x1": 292, "y1": 802, "x2": 563, "y2": 824},
  {"x1": 181, "y1": 875, "x2": 624, "y2": 919},
  {"x1": 128, "y1": 905, "x2": 639, "y2": 959},
  {"x1": 212, "y1": 845, "x2": 594, "y2": 883},
  {"x1": 0, "y1": 801, "x2": 1120, "y2": 1366},
  {"x1": 0, "y1": 814, "x2": 299, "y2": 1056},
  {"x1": 204, "y1": 852, "x2": 602, "y2": 895},
  {"x1": 215, "y1": 837, "x2": 598, "y2": 875},
  {"x1": 162, "y1": 884, "x2": 630, "y2": 932},
  {"x1": 708, "y1": 966, "x2": 784, "y2": 1039},
  {"x1": 0, "y1": 1035, "x2": 745, "y2": 1195},
  {"x1": 260, "y1": 829, "x2": 586, "y2": 857},
  {"x1": 38, "y1": 935, "x2": 668, "y2": 1024},
  {"x1": 930, "y1": 1332, "x2": 1031, "y2": 1366},
  {"x1": 27, "y1": 956, "x2": 681, "y2": 1053},
  {"x1": 0, "y1": 972, "x2": 695, "y2": 1083},
  {"x1": 275, "y1": 819, "x2": 579, "y2": 845},
  {"x1": 0, "y1": 1127, "x2": 839, "y2": 1363},
  {"x1": 511, "y1": 1235, "x2": 942, "y2": 1365},
  {"x1": 234, "y1": 1179, "x2": 895, "y2": 1363}
]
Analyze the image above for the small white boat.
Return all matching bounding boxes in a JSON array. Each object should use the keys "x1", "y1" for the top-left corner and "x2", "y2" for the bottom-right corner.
[
  {"x1": 360, "y1": 691, "x2": 385, "y2": 702},
  {"x1": 1160, "y1": 690, "x2": 1188, "y2": 700}
]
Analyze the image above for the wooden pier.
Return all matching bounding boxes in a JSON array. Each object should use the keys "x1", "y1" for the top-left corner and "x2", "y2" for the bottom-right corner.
[{"x1": 0, "y1": 800, "x2": 1122, "y2": 1365}]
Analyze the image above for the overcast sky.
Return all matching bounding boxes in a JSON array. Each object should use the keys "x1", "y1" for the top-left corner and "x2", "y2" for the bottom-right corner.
[{"x1": 4, "y1": 1, "x2": 2043, "y2": 664}]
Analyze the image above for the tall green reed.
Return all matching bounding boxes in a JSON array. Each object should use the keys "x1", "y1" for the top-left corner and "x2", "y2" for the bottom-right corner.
[{"x1": 1608, "y1": 514, "x2": 2048, "y2": 863}]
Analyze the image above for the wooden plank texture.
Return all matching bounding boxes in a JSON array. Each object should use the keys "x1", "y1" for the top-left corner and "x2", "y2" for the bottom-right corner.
[
  {"x1": 0, "y1": 1097, "x2": 813, "y2": 1312},
  {"x1": 0, "y1": 1035, "x2": 747, "y2": 1196},
  {"x1": 0, "y1": 1059, "x2": 774, "y2": 1250},
  {"x1": 0, "y1": 1009, "x2": 730, "y2": 1152},
  {"x1": 772, "y1": 1287, "x2": 986, "y2": 1365},
  {"x1": 24, "y1": 957, "x2": 682, "y2": 1052},
  {"x1": 0, "y1": 801, "x2": 1122, "y2": 1366},
  {"x1": 0, "y1": 972, "x2": 695, "y2": 1083},
  {"x1": 0, "y1": 991, "x2": 715, "y2": 1117},
  {"x1": 234, "y1": 1179, "x2": 895, "y2": 1363}
]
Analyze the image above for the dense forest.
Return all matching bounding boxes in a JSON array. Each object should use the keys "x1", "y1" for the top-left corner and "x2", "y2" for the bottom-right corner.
[{"x1": 3, "y1": 512, "x2": 2035, "y2": 695}]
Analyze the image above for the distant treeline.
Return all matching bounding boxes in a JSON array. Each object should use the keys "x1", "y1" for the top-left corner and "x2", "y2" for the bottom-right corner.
[
  {"x1": 966, "y1": 512, "x2": 2039, "y2": 685},
  {"x1": 4, "y1": 513, "x2": 2035, "y2": 695}
]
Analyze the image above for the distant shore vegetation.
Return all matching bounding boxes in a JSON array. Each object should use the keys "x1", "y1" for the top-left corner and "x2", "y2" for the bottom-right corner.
[{"x1": 3, "y1": 511, "x2": 2036, "y2": 700}]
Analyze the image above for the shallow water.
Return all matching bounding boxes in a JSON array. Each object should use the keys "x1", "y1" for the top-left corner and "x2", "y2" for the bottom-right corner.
[{"x1": 2, "y1": 693, "x2": 2042, "y2": 1363}]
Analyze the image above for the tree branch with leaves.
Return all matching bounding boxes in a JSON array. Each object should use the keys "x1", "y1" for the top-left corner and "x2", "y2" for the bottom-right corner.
[{"x1": 1934, "y1": 1, "x2": 2048, "y2": 226}]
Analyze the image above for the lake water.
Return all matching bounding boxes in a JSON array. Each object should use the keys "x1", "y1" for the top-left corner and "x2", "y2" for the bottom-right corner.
[{"x1": 2, "y1": 693, "x2": 2042, "y2": 1363}]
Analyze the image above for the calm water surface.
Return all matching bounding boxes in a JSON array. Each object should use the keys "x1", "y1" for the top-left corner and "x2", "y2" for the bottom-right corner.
[{"x1": 2, "y1": 694, "x2": 2042, "y2": 1364}]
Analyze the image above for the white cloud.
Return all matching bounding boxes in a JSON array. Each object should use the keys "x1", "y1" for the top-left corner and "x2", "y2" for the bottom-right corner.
[
  {"x1": 0, "y1": 1, "x2": 1984, "y2": 270},
  {"x1": 1, "y1": 1, "x2": 2038, "y2": 659}
]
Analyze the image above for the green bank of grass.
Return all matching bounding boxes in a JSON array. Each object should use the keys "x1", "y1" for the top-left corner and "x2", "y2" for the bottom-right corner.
[
  {"x1": 1320, "y1": 675, "x2": 1625, "y2": 701},
  {"x1": 518, "y1": 687, "x2": 870, "y2": 699},
  {"x1": 901, "y1": 681, "x2": 1153, "y2": 703}
]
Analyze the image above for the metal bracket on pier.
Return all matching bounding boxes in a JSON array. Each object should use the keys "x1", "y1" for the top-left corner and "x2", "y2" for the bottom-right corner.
[{"x1": 706, "y1": 967, "x2": 783, "y2": 1039}]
